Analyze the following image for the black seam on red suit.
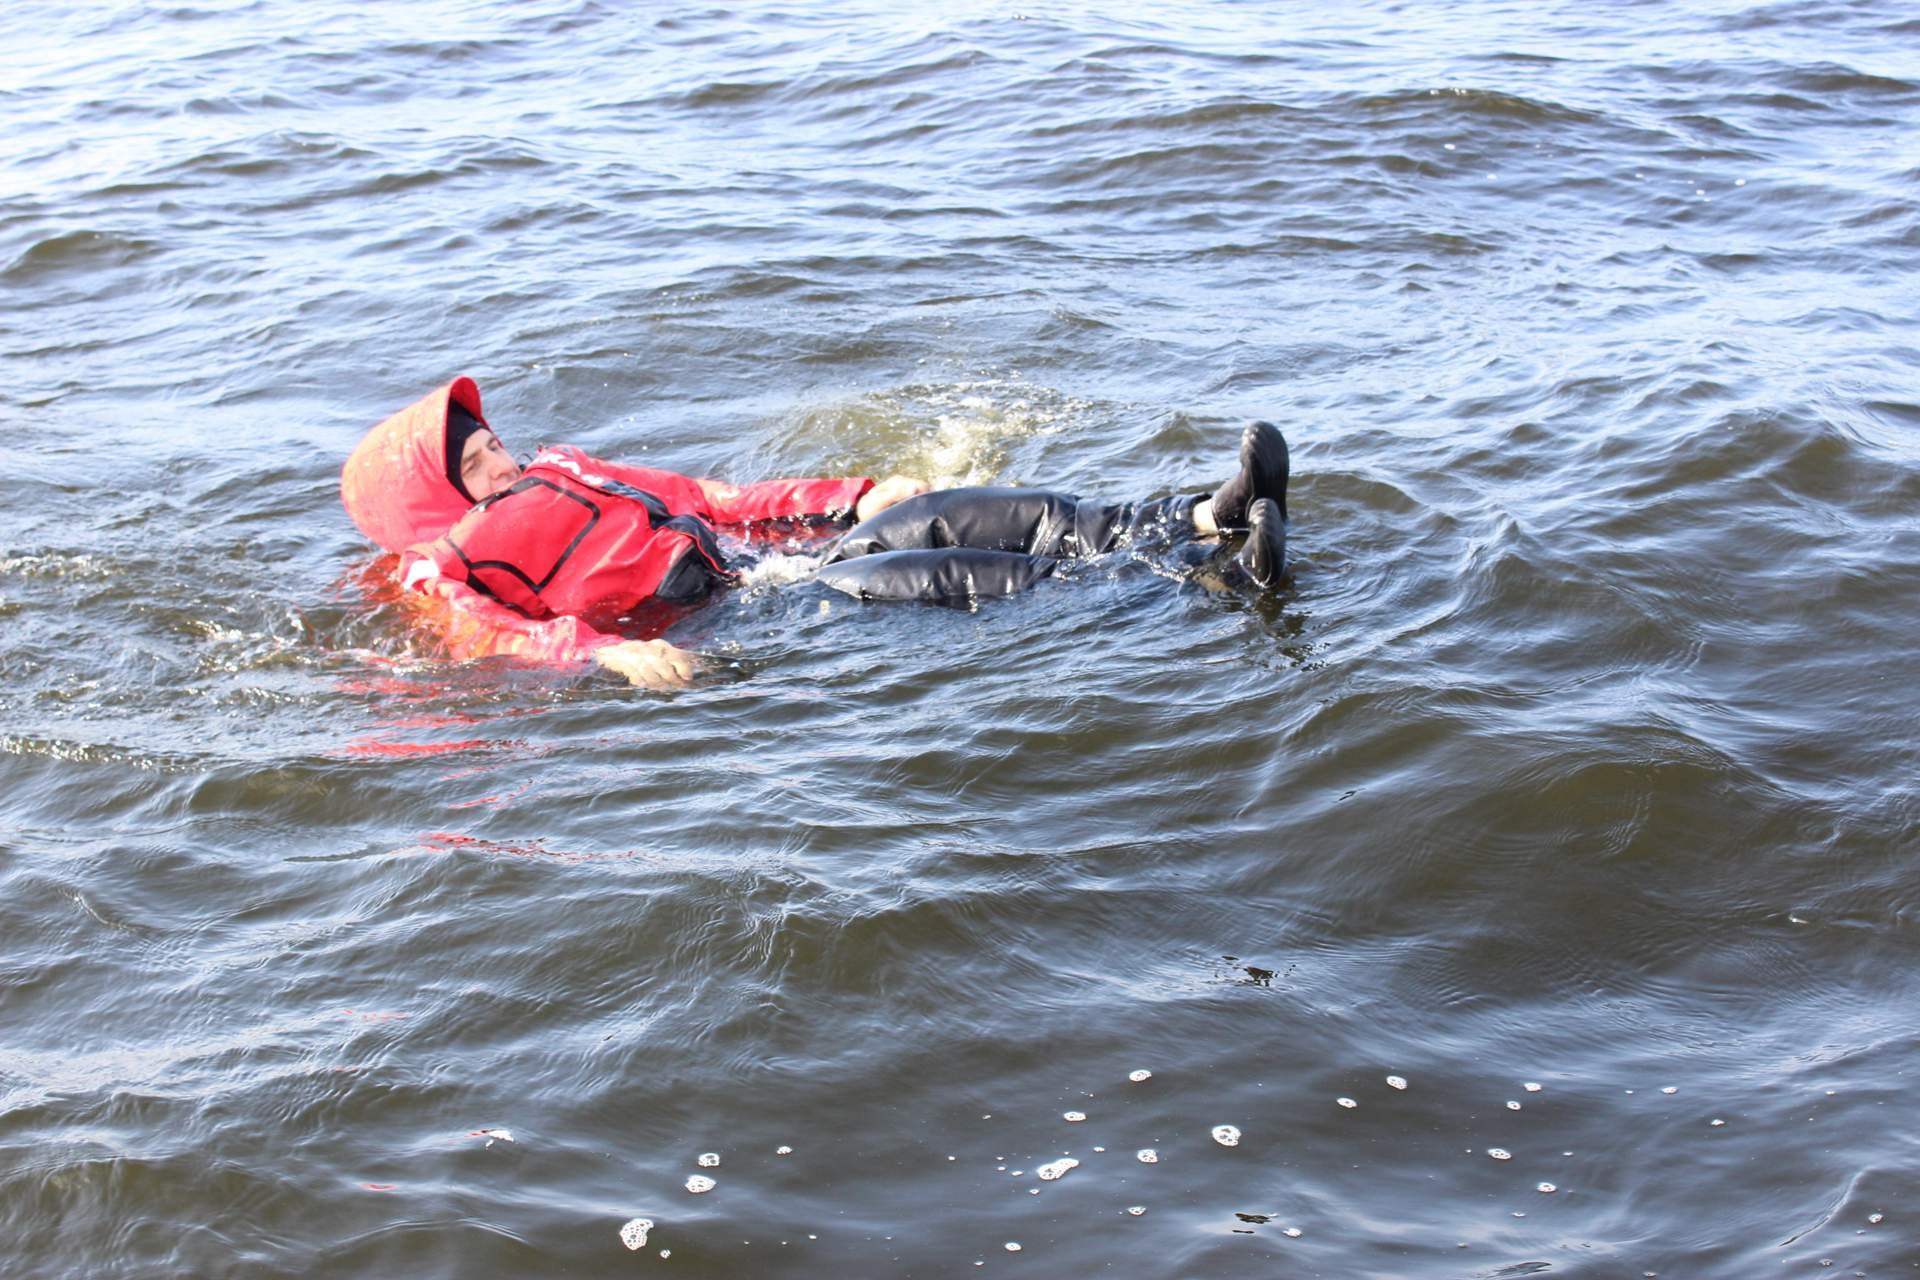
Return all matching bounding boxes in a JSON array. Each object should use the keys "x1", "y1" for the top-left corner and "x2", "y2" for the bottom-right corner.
[
  {"x1": 574, "y1": 475, "x2": 733, "y2": 574},
  {"x1": 448, "y1": 477, "x2": 602, "y2": 603}
]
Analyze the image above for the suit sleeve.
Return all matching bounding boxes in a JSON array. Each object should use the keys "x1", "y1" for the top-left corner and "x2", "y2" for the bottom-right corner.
[
  {"x1": 548, "y1": 447, "x2": 873, "y2": 524},
  {"x1": 692, "y1": 474, "x2": 874, "y2": 524},
  {"x1": 398, "y1": 550, "x2": 620, "y2": 666}
]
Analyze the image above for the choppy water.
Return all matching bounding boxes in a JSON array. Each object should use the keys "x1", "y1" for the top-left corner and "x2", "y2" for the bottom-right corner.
[{"x1": 4, "y1": 1, "x2": 1919, "y2": 1275}]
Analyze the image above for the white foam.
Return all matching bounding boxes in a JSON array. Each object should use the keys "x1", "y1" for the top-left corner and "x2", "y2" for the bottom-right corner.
[
  {"x1": 620, "y1": 1218, "x2": 653, "y2": 1250},
  {"x1": 1129, "y1": 1069, "x2": 1153, "y2": 1083},
  {"x1": 1137, "y1": 1148, "x2": 1158, "y2": 1163},
  {"x1": 1037, "y1": 1158, "x2": 1079, "y2": 1181},
  {"x1": 1063, "y1": 1111, "x2": 1086, "y2": 1122},
  {"x1": 697, "y1": 1152, "x2": 720, "y2": 1168},
  {"x1": 685, "y1": 1175, "x2": 715, "y2": 1193},
  {"x1": 1211, "y1": 1125, "x2": 1241, "y2": 1147},
  {"x1": 1386, "y1": 1075, "x2": 1408, "y2": 1090},
  {"x1": 737, "y1": 552, "x2": 824, "y2": 589},
  {"x1": 1488, "y1": 1148, "x2": 1512, "y2": 1161}
]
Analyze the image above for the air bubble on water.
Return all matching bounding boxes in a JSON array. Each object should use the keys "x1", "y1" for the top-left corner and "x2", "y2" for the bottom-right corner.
[
  {"x1": 1005, "y1": 1242, "x2": 1022, "y2": 1252},
  {"x1": 1127, "y1": 1206, "x2": 1146, "y2": 1217},
  {"x1": 1869, "y1": 1213, "x2": 1884, "y2": 1224},
  {"x1": 1338, "y1": 1097, "x2": 1357, "y2": 1109},
  {"x1": 1011, "y1": 1170, "x2": 1025, "y2": 1177},
  {"x1": 1212, "y1": 1126, "x2": 1241, "y2": 1147},
  {"x1": 1037, "y1": 1158, "x2": 1079, "y2": 1182},
  {"x1": 1129, "y1": 1069, "x2": 1153, "y2": 1082},
  {"x1": 1507, "y1": 1101, "x2": 1521, "y2": 1110},
  {"x1": 1736, "y1": 178, "x2": 1747, "y2": 186},
  {"x1": 1284, "y1": 1227, "x2": 1302, "y2": 1238},
  {"x1": 1093, "y1": 1146, "x2": 1105, "y2": 1153},
  {"x1": 697, "y1": 1152, "x2": 720, "y2": 1168},
  {"x1": 1538, "y1": 1182, "x2": 1557, "y2": 1193},
  {"x1": 1489, "y1": 1148, "x2": 1512, "y2": 1161},
  {"x1": 660, "y1": 1249, "x2": 671, "y2": 1258},
  {"x1": 1137, "y1": 1149, "x2": 1158, "y2": 1163},
  {"x1": 776, "y1": 1145, "x2": 793, "y2": 1156},
  {"x1": 1661, "y1": 1087, "x2": 1677, "y2": 1095},
  {"x1": 1387, "y1": 1075, "x2": 1408, "y2": 1090},
  {"x1": 1709, "y1": 1119, "x2": 1725, "y2": 1127},
  {"x1": 1524, "y1": 1082, "x2": 1542, "y2": 1092},
  {"x1": 620, "y1": 1219, "x2": 653, "y2": 1251},
  {"x1": 1029, "y1": 1188, "x2": 1039, "y2": 1195},
  {"x1": 1064, "y1": 1111, "x2": 1086, "y2": 1122},
  {"x1": 685, "y1": 1175, "x2": 715, "y2": 1194},
  {"x1": 1445, "y1": 143, "x2": 1456, "y2": 150},
  {"x1": 1513, "y1": 1211, "x2": 1526, "y2": 1218}
]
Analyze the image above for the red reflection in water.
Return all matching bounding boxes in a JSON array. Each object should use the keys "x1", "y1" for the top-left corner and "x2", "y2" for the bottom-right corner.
[
  {"x1": 448, "y1": 781, "x2": 534, "y2": 809},
  {"x1": 331, "y1": 556, "x2": 581, "y2": 785},
  {"x1": 374, "y1": 712, "x2": 487, "y2": 729},
  {"x1": 340, "y1": 737, "x2": 499, "y2": 759}
]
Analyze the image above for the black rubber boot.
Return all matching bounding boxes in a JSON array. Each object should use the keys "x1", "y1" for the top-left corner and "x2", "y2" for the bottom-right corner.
[
  {"x1": 1209, "y1": 420, "x2": 1289, "y2": 529},
  {"x1": 1238, "y1": 497, "x2": 1287, "y2": 588}
]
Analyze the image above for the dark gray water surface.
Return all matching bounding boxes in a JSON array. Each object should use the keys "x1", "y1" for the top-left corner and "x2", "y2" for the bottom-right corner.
[{"x1": 4, "y1": 1, "x2": 1919, "y2": 1275}]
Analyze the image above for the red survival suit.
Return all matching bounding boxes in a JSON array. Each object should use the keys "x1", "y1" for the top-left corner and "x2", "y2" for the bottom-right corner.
[{"x1": 341, "y1": 377, "x2": 873, "y2": 664}]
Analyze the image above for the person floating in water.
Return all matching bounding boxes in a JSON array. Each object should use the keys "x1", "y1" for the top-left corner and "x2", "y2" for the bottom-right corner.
[{"x1": 340, "y1": 377, "x2": 1289, "y2": 688}]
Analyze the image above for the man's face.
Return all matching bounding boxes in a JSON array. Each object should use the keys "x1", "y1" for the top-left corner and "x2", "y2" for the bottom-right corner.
[{"x1": 459, "y1": 428, "x2": 521, "y2": 500}]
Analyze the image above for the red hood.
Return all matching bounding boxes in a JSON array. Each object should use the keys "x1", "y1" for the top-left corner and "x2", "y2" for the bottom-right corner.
[{"x1": 341, "y1": 377, "x2": 490, "y2": 553}]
